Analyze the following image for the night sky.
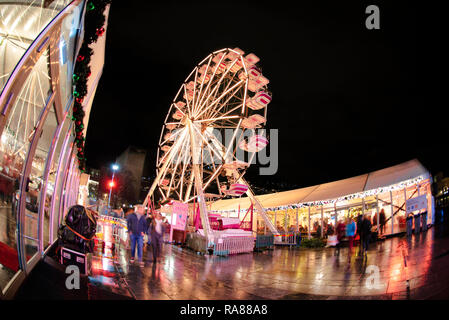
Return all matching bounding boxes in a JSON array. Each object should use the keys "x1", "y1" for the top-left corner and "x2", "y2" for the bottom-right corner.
[{"x1": 85, "y1": 1, "x2": 442, "y2": 190}]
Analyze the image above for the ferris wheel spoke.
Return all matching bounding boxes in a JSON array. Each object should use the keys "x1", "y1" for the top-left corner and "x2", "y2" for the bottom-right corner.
[
  {"x1": 194, "y1": 115, "x2": 240, "y2": 123},
  {"x1": 165, "y1": 133, "x2": 189, "y2": 195},
  {"x1": 158, "y1": 186, "x2": 167, "y2": 201},
  {"x1": 214, "y1": 103, "x2": 244, "y2": 120},
  {"x1": 184, "y1": 171, "x2": 195, "y2": 203},
  {"x1": 195, "y1": 79, "x2": 244, "y2": 120},
  {"x1": 202, "y1": 57, "x2": 240, "y2": 117},
  {"x1": 179, "y1": 151, "x2": 191, "y2": 200},
  {"x1": 192, "y1": 56, "x2": 213, "y2": 116},
  {"x1": 193, "y1": 52, "x2": 227, "y2": 118},
  {"x1": 206, "y1": 92, "x2": 243, "y2": 121},
  {"x1": 182, "y1": 83, "x2": 193, "y2": 117},
  {"x1": 192, "y1": 124, "x2": 225, "y2": 162},
  {"x1": 204, "y1": 81, "x2": 242, "y2": 120},
  {"x1": 191, "y1": 67, "x2": 199, "y2": 113},
  {"x1": 159, "y1": 126, "x2": 184, "y2": 150},
  {"x1": 171, "y1": 102, "x2": 187, "y2": 116}
]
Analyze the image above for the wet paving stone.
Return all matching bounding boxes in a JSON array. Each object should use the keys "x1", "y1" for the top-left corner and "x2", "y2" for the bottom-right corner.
[{"x1": 96, "y1": 225, "x2": 449, "y2": 300}]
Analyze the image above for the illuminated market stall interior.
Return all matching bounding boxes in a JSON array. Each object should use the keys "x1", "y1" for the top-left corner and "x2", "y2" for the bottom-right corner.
[{"x1": 209, "y1": 159, "x2": 434, "y2": 237}]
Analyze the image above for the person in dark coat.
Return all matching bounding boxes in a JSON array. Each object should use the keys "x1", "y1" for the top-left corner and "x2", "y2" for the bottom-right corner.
[
  {"x1": 126, "y1": 205, "x2": 148, "y2": 267},
  {"x1": 326, "y1": 223, "x2": 334, "y2": 238},
  {"x1": 150, "y1": 212, "x2": 166, "y2": 262},
  {"x1": 379, "y1": 209, "x2": 386, "y2": 235},
  {"x1": 335, "y1": 220, "x2": 346, "y2": 257},
  {"x1": 360, "y1": 214, "x2": 372, "y2": 257},
  {"x1": 356, "y1": 214, "x2": 363, "y2": 255},
  {"x1": 146, "y1": 212, "x2": 154, "y2": 247}
]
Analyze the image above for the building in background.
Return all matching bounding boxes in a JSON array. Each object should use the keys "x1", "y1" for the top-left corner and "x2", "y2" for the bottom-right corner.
[{"x1": 115, "y1": 146, "x2": 150, "y2": 204}]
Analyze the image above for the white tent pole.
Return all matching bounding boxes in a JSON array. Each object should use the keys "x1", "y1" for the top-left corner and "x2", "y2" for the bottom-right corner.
[
  {"x1": 321, "y1": 205, "x2": 324, "y2": 238},
  {"x1": 308, "y1": 206, "x2": 311, "y2": 239},
  {"x1": 296, "y1": 207, "x2": 299, "y2": 232},
  {"x1": 143, "y1": 138, "x2": 179, "y2": 207},
  {"x1": 376, "y1": 195, "x2": 379, "y2": 235},
  {"x1": 239, "y1": 177, "x2": 279, "y2": 236},
  {"x1": 390, "y1": 191, "x2": 394, "y2": 234},
  {"x1": 187, "y1": 119, "x2": 214, "y2": 247}
]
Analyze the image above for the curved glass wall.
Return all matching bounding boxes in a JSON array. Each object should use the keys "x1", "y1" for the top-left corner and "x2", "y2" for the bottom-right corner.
[
  {"x1": 0, "y1": 0, "x2": 87, "y2": 297},
  {"x1": 0, "y1": 0, "x2": 71, "y2": 94}
]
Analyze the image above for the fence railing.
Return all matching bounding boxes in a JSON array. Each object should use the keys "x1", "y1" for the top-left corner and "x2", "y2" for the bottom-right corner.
[
  {"x1": 273, "y1": 232, "x2": 301, "y2": 246},
  {"x1": 255, "y1": 234, "x2": 274, "y2": 250},
  {"x1": 213, "y1": 236, "x2": 255, "y2": 256},
  {"x1": 96, "y1": 215, "x2": 128, "y2": 247}
]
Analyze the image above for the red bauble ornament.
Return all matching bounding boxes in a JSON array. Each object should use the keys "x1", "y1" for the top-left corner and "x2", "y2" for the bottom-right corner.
[
  {"x1": 76, "y1": 55, "x2": 85, "y2": 62},
  {"x1": 76, "y1": 98, "x2": 83, "y2": 104},
  {"x1": 76, "y1": 121, "x2": 81, "y2": 126},
  {"x1": 95, "y1": 27, "x2": 105, "y2": 36}
]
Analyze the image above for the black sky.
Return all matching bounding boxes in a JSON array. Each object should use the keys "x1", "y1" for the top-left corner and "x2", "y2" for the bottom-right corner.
[{"x1": 85, "y1": 0, "x2": 443, "y2": 189}]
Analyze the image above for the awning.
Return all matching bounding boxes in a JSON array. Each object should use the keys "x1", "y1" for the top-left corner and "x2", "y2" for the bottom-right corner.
[{"x1": 209, "y1": 159, "x2": 430, "y2": 211}]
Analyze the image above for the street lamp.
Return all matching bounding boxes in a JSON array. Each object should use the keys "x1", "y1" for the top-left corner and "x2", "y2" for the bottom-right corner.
[{"x1": 108, "y1": 163, "x2": 119, "y2": 209}]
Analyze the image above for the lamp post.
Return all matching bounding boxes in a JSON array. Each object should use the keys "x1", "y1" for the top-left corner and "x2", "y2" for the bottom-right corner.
[{"x1": 108, "y1": 164, "x2": 119, "y2": 209}]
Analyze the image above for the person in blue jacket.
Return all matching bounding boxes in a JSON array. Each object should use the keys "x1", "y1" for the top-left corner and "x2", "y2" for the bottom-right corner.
[
  {"x1": 126, "y1": 204, "x2": 148, "y2": 267},
  {"x1": 345, "y1": 217, "x2": 357, "y2": 261}
]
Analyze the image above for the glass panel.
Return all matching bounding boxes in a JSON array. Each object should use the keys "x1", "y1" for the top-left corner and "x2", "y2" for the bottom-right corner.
[
  {"x1": 61, "y1": 154, "x2": 76, "y2": 221},
  {"x1": 298, "y1": 208, "x2": 308, "y2": 233},
  {"x1": 335, "y1": 206, "x2": 348, "y2": 225},
  {"x1": 0, "y1": 0, "x2": 72, "y2": 94},
  {"x1": 286, "y1": 208, "x2": 297, "y2": 232},
  {"x1": 425, "y1": 183, "x2": 432, "y2": 225},
  {"x1": 29, "y1": 105, "x2": 59, "y2": 251},
  {"x1": 47, "y1": 117, "x2": 71, "y2": 246},
  {"x1": 0, "y1": 47, "x2": 51, "y2": 284},
  {"x1": 310, "y1": 206, "x2": 321, "y2": 237},
  {"x1": 392, "y1": 189, "x2": 406, "y2": 233},
  {"x1": 51, "y1": 132, "x2": 73, "y2": 235},
  {"x1": 58, "y1": 0, "x2": 84, "y2": 109},
  {"x1": 323, "y1": 207, "x2": 334, "y2": 227},
  {"x1": 378, "y1": 192, "x2": 393, "y2": 235}
]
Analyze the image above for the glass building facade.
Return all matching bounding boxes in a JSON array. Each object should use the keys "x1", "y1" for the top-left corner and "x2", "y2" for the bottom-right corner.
[{"x1": 0, "y1": 0, "x2": 104, "y2": 298}]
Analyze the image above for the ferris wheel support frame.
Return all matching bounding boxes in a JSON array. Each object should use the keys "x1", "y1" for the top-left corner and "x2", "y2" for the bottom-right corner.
[
  {"x1": 187, "y1": 119, "x2": 214, "y2": 247},
  {"x1": 238, "y1": 177, "x2": 280, "y2": 237},
  {"x1": 143, "y1": 131, "x2": 183, "y2": 208}
]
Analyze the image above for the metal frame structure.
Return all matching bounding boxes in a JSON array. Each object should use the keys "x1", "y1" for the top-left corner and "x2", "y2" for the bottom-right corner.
[
  {"x1": 143, "y1": 48, "x2": 279, "y2": 248},
  {"x1": 0, "y1": 0, "x2": 106, "y2": 299}
]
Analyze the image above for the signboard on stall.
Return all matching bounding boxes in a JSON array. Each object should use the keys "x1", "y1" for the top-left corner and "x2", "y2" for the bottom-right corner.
[
  {"x1": 406, "y1": 194, "x2": 427, "y2": 213},
  {"x1": 171, "y1": 201, "x2": 188, "y2": 231}
]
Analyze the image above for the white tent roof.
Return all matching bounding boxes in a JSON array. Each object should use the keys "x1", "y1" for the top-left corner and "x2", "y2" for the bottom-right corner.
[{"x1": 209, "y1": 159, "x2": 430, "y2": 211}]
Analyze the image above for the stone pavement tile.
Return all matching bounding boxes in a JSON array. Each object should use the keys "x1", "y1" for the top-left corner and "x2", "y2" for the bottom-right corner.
[
  {"x1": 386, "y1": 280, "x2": 409, "y2": 294},
  {"x1": 239, "y1": 285, "x2": 295, "y2": 300},
  {"x1": 345, "y1": 281, "x2": 388, "y2": 297}
]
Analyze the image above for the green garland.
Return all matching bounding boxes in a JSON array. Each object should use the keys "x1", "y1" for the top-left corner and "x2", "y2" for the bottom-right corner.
[{"x1": 72, "y1": 0, "x2": 112, "y2": 172}]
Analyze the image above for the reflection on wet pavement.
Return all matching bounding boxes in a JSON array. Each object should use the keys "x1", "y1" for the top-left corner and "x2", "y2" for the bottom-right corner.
[{"x1": 104, "y1": 225, "x2": 449, "y2": 300}]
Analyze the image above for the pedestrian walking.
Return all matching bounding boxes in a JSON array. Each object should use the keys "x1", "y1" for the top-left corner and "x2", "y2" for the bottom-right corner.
[
  {"x1": 335, "y1": 220, "x2": 346, "y2": 257},
  {"x1": 316, "y1": 224, "x2": 321, "y2": 238},
  {"x1": 124, "y1": 207, "x2": 134, "y2": 249},
  {"x1": 126, "y1": 204, "x2": 148, "y2": 267},
  {"x1": 360, "y1": 214, "x2": 372, "y2": 257},
  {"x1": 146, "y1": 212, "x2": 154, "y2": 247},
  {"x1": 356, "y1": 214, "x2": 363, "y2": 255},
  {"x1": 326, "y1": 223, "x2": 334, "y2": 239},
  {"x1": 379, "y1": 209, "x2": 386, "y2": 235},
  {"x1": 345, "y1": 217, "x2": 356, "y2": 261},
  {"x1": 150, "y1": 212, "x2": 165, "y2": 262},
  {"x1": 406, "y1": 213, "x2": 413, "y2": 237}
]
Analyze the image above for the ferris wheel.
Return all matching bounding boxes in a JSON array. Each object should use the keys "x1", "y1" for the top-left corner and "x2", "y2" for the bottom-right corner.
[{"x1": 143, "y1": 48, "x2": 279, "y2": 244}]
